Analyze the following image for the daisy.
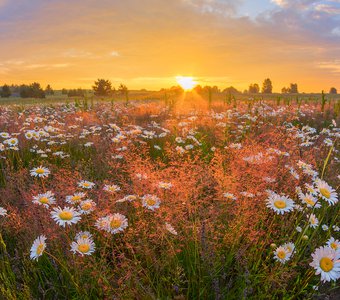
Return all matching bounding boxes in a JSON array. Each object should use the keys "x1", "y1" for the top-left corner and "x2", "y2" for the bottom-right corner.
[
  {"x1": 71, "y1": 237, "x2": 95, "y2": 256},
  {"x1": 165, "y1": 222, "x2": 178, "y2": 235},
  {"x1": 158, "y1": 182, "x2": 173, "y2": 190},
  {"x1": 103, "y1": 184, "x2": 121, "y2": 193},
  {"x1": 30, "y1": 166, "x2": 50, "y2": 178},
  {"x1": 315, "y1": 179, "x2": 338, "y2": 205},
  {"x1": 50, "y1": 206, "x2": 81, "y2": 227},
  {"x1": 4, "y1": 137, "x2": 19, "y2": 147},
  {"x1": 266, "y1": 193, "x2": 295, "y2": 215},
  {"x1": 0, "y1": 207, "x2": 7, "y2": 216},
  {"x1": 310, "y1": 246, "x2": 340, "y2": 282},
  {"x1": 96, "y1": 213, "x2": 128, "y2": 234},
  {"x1": 326, "y1": 237, "x2": 339, "y2": 251},
  {"x1": 32, "y1": 191, "x2": 55, "y2": 207},
  {"x1": 142, "y1": 194, "x2": 161, "y2": 211},
  {"x1": 308, "y1": 214, "x2": 319, "y2": 229},
  {"x1": 116, "y1": 195, "x2": 138, "y2": 203},
  {"x1": 79, "y1": 199, "x2": 96, "y2": 214},
  {"x1": 30, "y1": 235, "x2": 47, "y2": 261},
  {"x1": 75, "y1": 231, "x2": 93, "y2": 240},
  {"x1": 65, "y1": 192, "x2": 86, "y2": 204},
  {"x1": 78, "y1": 180, "x2": 95, "y2": 189},
  {"x1": 274, "y1": 246, "x2": 291, "y2": 264},
  {"x1": 298, "y1": 192, "x2": 320, "y2": 208},
  {"x1": 223, "y1": 192, "x2": 237, "y2": 200}
]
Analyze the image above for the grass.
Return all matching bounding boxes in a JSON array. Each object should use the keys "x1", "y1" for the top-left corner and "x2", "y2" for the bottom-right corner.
[{"x1": 0, "y1": 92, "x2": 339, "y2": 299}]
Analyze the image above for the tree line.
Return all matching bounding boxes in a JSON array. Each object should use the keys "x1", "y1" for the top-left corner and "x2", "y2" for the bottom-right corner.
[{"x1": 0, "y1": 78, "x2": 338, "y2": 98}]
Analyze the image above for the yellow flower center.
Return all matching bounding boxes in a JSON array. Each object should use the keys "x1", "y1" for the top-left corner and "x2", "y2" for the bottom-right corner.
[
  {"x1": 304, "y1": 197, "x2": 315, "y2": 206},
  {"x1": 71, "y1": 195, "x2": 82, "y2": 202},
  {"x1": 110, "y1": 218, "x2": 122, "y2": 229},
  {"x1": 320, "y1": 257, "x2": 333, "y2": 272},
  {"x1": 277, "y1": 250, "x2": 286, "y2": 259},
  {"x1": 320, "y1": 188, "x2": 330, "y2": 199},
  {"x1": 36, "y1": 168, "x2": 45, "y2": 174},
  {"x1": 39, "y1": 197, "x2": 49, "y2": 204},
  {"x1": 330, "y1": 242, "x2": 338, "y2": 250},
  {"x1": 36, "y1": 243, "x2": 44, "y2": 255},
  {"x1": 274, "y1": 200, "x2": 286, "y2": 209},
  {"x1": 78, "y1": 244, "x2": 90, "y2": 253},
  {"x1": 81, "y1": 235, "x2": 89, "y2": 239},
  {"x1": 83, "y1": 183, "x2": 90, "y2": 187},
  {"x1": 146, "y1": 198, "x2": 156, "y2": 206},
  {"x1": 81, "y1": 202, "x2": 92, "y2": 211},
  {"x1": 59, "y1": 211, "x2": 73, "y2": 220},
  {"x1": 10, "y1": 140, "x2": 16, "y2": 144}
]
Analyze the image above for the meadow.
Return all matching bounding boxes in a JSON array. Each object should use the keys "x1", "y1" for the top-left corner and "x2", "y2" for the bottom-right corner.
[{"x1": 0, "y1": 92, "x2": 339, "y2": 299}]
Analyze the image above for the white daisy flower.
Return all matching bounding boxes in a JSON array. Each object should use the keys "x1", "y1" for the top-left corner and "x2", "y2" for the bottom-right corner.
[
  {"x1": 158, "y1": 182, "x2": 173, "y2": 190},
  {"x1": 79, "y1": 199, "x2": 96, "y2": 214},
  {"x1": 315, "y1": 179, "x2": 338, "y2": 205},
  {"x1": 78, "y1": 180, "x2": 95, "y2": 189},
  {"x1": 310, "y1": 246, "x2": 340, "y2": 282},
  {"x1": 266, "y1": 193, "x2": 295, "y2": 215},
  {"x1": 71, "y1": 237, "x2": 95, "y2": 256},
  {"x1": 223, "y1": 192, "x2": 237, "y2": 200},
  {"x1": 274, "y1": 246, "x2": 292, "y2": 264},
  {"x1": 142, "y1": 194, "x2": 161, "y2": 211},
  {"x1": 75, "y1": 231, "x2": 93, "y2": 240},
  {"x1": 30, "y1": 235, "x2": 47, "y2": 261},
  {"x1": 326, "y1": 237, "x2": 339, "y2": 251},
  {"x1": 30, "y1": 166, "x2": 50, "y2": 178},
  {"x1": 0, "y1": 207, "x2": 8, "y2": 216},
  {"x1": 165, "y1": 222, "x2": 178, "y2": 235},
  {"x1": 308, "y1": 214, "x2": 319, "y2": 229},
  {"x1": 116, "y1": 195, "x2": 138, "y2": 203},
  {"x1": 50, "y1": 206, "x2": 81, "y2": 227},
  {"x1": 32, "y1": 191, "x2": 55, "y2": 207},
  {"x1": 322, "y1": 224, "x2": 329, "y2": 231},
  {"x1": 298, "y1": 192, "x2": 320, "y2": 208},
  {"x1": 65, "y1": 192, "x2": 86, "y2": 204},
  {"x1": 103, "y1": 184, "x2": 121, "y2": 193},
  {"x1": 96, "y1": 213, "x2": 128, "y2": 234}
]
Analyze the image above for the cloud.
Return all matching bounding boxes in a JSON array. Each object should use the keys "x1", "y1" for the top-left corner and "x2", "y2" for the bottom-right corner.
[{"x1": 0, "y1": 0, "x2": 339, "y2": 90}]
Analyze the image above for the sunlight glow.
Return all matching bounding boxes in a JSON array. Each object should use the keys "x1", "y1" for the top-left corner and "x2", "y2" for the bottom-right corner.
[{"x1": 176, "y1": 76, "x2": 197, "y2": 91}]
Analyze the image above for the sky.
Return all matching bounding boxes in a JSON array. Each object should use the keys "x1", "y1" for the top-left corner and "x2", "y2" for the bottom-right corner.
[{"x1": 0, "y1": 0, "x2": 339, "y2": 92}]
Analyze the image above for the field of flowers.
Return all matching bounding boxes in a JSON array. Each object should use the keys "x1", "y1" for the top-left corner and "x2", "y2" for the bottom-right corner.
[{"x1": 0, "y1": 94, "x2": 339, "y2": 299}]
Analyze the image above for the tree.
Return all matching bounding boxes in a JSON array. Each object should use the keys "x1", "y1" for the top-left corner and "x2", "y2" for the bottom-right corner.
[
  {"x1": 61, "y1": 88, "x2": 68, "y2": 95},
  {"x1": 248, "y1": 83, "x2": 259, "y2": 94},
  {"x1": 92, "y1": 79, "x2": 113, "y2": 96},
  {"x1": 281, "y1": 87, "x2": 288, "y2": 94},
  {"x1": 118, "y1": 83, "x2": 129, "y2": 103},
  {"x1": 262, "y1": 78, "x2": 273, "y2": 94},
  {"x1": 289, "y1": 83, "x2": 298, "y2": 94},
  {"x1": 67, "y1": 88, "x2": 85, "y2": 97},
  {"x1": 329, "y1": 87, "x2": 337, "y2": 94},
  {"x1": 45, "y1": 84, "x2": 54, "y2": 95},
  {"x1": 1, "y1": 84, "x2": 11, "y2": 98},
  {"x1": 223, "y1": 86, "x2": 241, "y2": 94},
  {"x1": 20, "y1": 82, "x2": 45, "y2": 98}
]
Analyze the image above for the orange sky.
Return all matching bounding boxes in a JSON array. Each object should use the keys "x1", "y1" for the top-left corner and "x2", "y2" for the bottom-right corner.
[{"x1": 0, "y1": 0, "x2": 339, "y2": 92}]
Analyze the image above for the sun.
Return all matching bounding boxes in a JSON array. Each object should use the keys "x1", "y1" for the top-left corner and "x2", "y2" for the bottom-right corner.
[{"x1": 176, "y1": 76, "x2": 197, "y2": 91}]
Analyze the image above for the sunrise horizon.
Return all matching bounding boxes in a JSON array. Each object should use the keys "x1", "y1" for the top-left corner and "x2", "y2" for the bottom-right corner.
[{"x1": 1, "y1": 0, "x2": 339, "y2": 94}]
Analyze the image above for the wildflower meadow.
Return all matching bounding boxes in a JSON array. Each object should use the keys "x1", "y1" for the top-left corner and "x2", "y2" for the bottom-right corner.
[{"x1": 0, "y1": 92, "x2": 339, "y2": 299}]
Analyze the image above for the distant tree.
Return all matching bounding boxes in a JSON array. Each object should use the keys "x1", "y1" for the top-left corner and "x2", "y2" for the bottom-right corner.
[
  {"x1": 118, "y1": 83, "x2": 129, "y2": 103},
  {"x1": 281, "y1": 87, "x2": 288, "y2": 94},
  {"x1": 67, "y1": 88, "x2": 85, "y2": 97},
  {"x1": 45, "y1": 84, "x2": 54, "y2": 95},
  {"x1": 61, "y1": 88, "x2": 68, "y2": 95},
  {"x1": 20, "y1": 82, "x2": 45, "y2": 98},
  {"x1": 261, "y1": 78, "x2": 273, "y2": 94},
  {"x1": 193, "y1": 84, "x2": 203, "y2": 94},
  {"x1": 248, "y1": 83, "x2": 259, "y2": 94},
  {"x1": 329, "y1": 87, "x2": 337, "y2": 94},
  {"x1": 223, "y1": 86, "x2": 241, "y2": 94},
  {"x1": 289, "y1": 83, "x2": 298, "y2": 94},
  {"x1": 1, "y1": 84, "x2": 11, "y2": 98},
  {"x1": 92, "y1": 79, "x2": 113, "y2": 96}
]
